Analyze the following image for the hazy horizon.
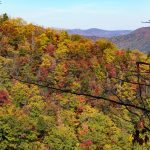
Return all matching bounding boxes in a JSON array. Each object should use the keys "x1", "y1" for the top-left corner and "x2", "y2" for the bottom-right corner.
[{"x1": 0, "y1": 0, "x2": 150, "y2": 30}]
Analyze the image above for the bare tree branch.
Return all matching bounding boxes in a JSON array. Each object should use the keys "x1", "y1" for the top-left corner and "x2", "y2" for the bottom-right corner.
[
  {"x1": 0, "y1": 74, "x2": 149, "y2": 113},
  {"x1": 111, "y1": 77, "x2": 150, "y2": 87}
]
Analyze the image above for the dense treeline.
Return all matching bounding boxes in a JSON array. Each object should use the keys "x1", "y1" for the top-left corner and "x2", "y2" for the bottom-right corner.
[{"x1": 0, "y1": 14, "x2": 150, "y2": 149}]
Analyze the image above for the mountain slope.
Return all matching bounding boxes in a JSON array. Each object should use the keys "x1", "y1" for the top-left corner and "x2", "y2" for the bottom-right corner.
[
  {"x1": 110, "y1": 27, "x2": 150, "y2": 53},
  {"x1": 67, "y1": 28, "x2": 131, "y2": 38}
]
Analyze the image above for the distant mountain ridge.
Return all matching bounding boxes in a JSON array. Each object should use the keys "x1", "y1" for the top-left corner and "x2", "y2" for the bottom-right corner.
[
  {"x1": 110, "y1": 27, "x2": 150, "y2": 53},
  {"x1": 67, "y1": 27, "x2": 150, "y2": 53},
  {"x1": 67, "y1": 28, "x2": 132, "y2": 38}
]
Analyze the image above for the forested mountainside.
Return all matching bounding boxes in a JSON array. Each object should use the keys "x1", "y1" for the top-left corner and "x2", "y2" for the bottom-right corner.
[
  {"x1": 0, "y1": 14, "x2": 150, "y2": 150},
  {"x1": 110, "y1": 27, "x2": 150, "y2": 53},
  {"x1": 67, "y1": 28, "x2": 131, "y2": 38},
  {"x1": 83, "y1": 27, "x2": 150, "y2": 53}
]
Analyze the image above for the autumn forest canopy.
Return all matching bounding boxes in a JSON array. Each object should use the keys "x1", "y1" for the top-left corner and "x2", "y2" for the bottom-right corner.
[{"x1": 0, "y1": 13, "x2": 150, "y2": 149}]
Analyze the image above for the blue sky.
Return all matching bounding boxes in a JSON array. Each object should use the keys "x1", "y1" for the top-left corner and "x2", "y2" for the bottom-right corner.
[{"x1": 0, "y1": 0, "x2": 150, "y2": 30}]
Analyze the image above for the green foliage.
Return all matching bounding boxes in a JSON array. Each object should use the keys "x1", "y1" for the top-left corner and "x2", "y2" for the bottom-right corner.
[
  {"x1": 44, "y1": 126, "x2": 78, "y2": 150},
  {"x1": 0, "y1": 13, "x2": 9, "y2": 23},
  {"x1": 0, "y1": 106, "x2": 38, "y2": 150}
]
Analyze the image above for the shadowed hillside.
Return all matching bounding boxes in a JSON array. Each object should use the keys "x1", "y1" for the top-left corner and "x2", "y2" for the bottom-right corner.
[{"x1": 110, "y1": 27, "x2": 150, "y2": 53}]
